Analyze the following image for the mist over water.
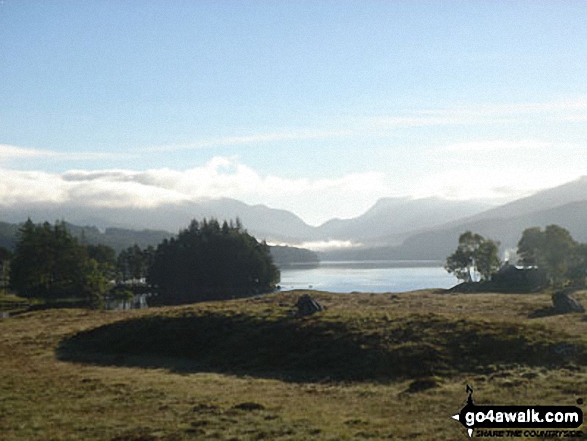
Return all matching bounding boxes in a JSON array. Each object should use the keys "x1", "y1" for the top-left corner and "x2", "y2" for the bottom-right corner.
[{"x1": 279, "y1": 261, "x2": 458, "y2": 293}]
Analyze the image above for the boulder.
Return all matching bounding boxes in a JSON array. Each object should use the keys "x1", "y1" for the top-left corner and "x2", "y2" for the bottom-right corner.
[
  {"x1": 552, "y1": 290, "x2": 585, "y2": 314},
  {"x1": 295, "y1": 294, "x2": 325, "y2": 316}
]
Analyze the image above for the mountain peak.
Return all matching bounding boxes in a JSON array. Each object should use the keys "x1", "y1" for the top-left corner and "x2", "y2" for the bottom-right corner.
[{"x1": 466, "y1": 175, "x2": 587, "y2": 223}]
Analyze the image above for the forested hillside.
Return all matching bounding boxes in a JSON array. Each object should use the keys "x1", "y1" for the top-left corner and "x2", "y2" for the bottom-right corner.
[
  {"x1": 0, "y1": 219, "x2": 317, "y2": 269},
  {"x1": 0, "y1": 220, "x2": 171, "y2": 254}
]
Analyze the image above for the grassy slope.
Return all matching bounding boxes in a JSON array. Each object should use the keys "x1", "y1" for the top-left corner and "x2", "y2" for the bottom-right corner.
[{"x1": 1, "y1": 290, "x2": 587, "y2": 440}]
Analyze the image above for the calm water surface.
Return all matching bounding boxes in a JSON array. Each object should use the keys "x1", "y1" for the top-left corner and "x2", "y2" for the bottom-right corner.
[{"x1": 279, "y1": 261, "x2": 457, "y2": 293}]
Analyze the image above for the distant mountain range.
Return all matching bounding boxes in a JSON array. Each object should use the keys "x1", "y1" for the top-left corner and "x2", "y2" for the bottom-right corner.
[
  {"x1": 2, "y1": 176, "x2": 587, "y2": 262},
  {"x1": 315, "y1": 197, "x2": 492, "y2": 246},
  {"x1": 0, "y1": 199, "x2": 316, "y2": 244},
  {"x1": 0, "y1": 196, "x2": 491, "y2": 246},
  {"x1": 322, "y1": 176, "x2": 587, "y2": 261}
]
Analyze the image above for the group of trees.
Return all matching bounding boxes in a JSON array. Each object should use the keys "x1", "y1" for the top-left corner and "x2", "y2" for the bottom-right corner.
[
  {"x1": 116, "y1": 244, "x2": 155, "y2": 282},
  {"x1": 0, "y1": 246, "x2": 12, "y2": 294},
  {"x1": 446, "y1": 224, "x2": 587, "y2": 289},
  {"x1": 5, "y1": 217, "x2": 279, "y2": 307},
  {"x1": 517, "y1": 225, "x2": 587, "y2": 288},
  {"x1": 445, "y1": 232, "x2": 500, "y2": 282},
  {"x1": 9, "y1": 220, "x2": 107, "y2": 306},
  {"x1": 148, "y1": 219, "x2": 279, "y2": 305}
]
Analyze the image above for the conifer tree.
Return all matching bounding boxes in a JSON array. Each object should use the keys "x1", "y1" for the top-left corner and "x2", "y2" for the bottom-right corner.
[
  {"x1": 10, "y1": 219, "x2": 106, "y2": 304},
  {"x1": 148, "y1": 218, "x2": 279, "y2": 305}
]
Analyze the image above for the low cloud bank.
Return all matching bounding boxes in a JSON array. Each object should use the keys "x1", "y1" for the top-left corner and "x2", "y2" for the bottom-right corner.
[
  {"x1": 0, "y1": 157, "x2": 389, "y2": 225},
  {"x1": 271, "y1": 240, "x2": 362, "y2": 252}
]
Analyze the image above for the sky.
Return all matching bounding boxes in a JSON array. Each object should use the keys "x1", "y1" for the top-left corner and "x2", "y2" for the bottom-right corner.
[{"x1": 2, "y1": 1, "x2": 587, "y2": 226}]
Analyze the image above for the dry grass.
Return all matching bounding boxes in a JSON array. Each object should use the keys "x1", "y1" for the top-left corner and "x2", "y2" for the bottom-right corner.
[{"x1": 0, "y1": 289, "x2": 586, "y2": 440}]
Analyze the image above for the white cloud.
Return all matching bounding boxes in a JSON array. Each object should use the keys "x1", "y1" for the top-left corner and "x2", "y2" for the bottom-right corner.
[
  {"x1": 419, "y1": 139, "x2": 587, "y2": 202},
  {"x1": 296, "y1": 240, "x2": 362, "y2": 251},
  {"x1": 434, "y1": 140, "x2": 553, "y2": 153},
  {"x1": 368, "y1": 98, "x2": 587, "y2": 129},
  {"x1": 138, "y1": 130, "x2": 351, "y2": 152},
  {"x1": 0, "y1": 170, "x2": 70, "y2": 205},
  {"x1": 269, "y1": 240, "x2": 361, "y2": 251},
  {"x1": 2, "y1": 151, "x2": 582, "y2": 225},
  {"x1": 500, "y1": 99, "x2": 587, "y2": 114},
  {"x1": 370, "y1": 116, "x2": 466, "y2": 128},
  {"x1": 0, "y1": 144, "x2": 60, "y2": 160},
  {"x1": 410, "y1": 167, "x2": 579, "y2": 203},
  {"x1": 563, "y1": 115, "x2": 587, "y2": 122},
  {"x1": 251, "y1": 171, "x2": 390, "y2": 225},
  {"x1": 0, "y1": 144, "x2": 122, "y2": 163},
  {"x1": 0, "y1": 157, "x2": 390, "y2": 225}
]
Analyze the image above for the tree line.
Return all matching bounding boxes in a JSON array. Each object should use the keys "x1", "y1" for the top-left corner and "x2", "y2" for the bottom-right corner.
[
  {"x1": 1, "y1": 218, "x2": 279, "y2": 307},
  {"x1": 446, "y1": 224, "x2": 587, "y2": 290},
  {"x1": 148, "y1": 218, "x2": 279, "y2": 304}
]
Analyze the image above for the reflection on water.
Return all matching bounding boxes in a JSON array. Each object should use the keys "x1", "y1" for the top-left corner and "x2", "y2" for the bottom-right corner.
[
  {"x1": 279, "y1": 260, "x2": 457, "y2": 293},
  {"x1": 105, "y1": 293, "x2": 151, "y2": 310}
]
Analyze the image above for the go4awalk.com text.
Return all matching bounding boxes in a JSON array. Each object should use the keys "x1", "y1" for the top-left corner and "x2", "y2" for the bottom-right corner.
[
  {"x1": 475, "y1": 429, "x2": 583, "y2": 438},
  {"x1": 452, "y1": 386, "x2": 583, "y2": 438}
]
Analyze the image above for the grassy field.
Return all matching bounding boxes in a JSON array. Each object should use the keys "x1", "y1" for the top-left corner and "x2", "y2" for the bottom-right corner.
[{"x1": 1, "y1": 289, "x2": 587, "y2": 440}]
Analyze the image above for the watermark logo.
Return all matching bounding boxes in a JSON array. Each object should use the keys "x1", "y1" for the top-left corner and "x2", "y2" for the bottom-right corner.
[{"x1": 452, "y1": 385, "x2": 583, "y2": 438}]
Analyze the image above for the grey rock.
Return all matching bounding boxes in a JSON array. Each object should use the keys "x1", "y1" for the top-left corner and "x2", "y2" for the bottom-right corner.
[
  {"x1": 295, "y1": 294, "x2": 325, "y2": 316},
  {"x1": 552, "y1": 290, "x2": 585, "y2": 314}
]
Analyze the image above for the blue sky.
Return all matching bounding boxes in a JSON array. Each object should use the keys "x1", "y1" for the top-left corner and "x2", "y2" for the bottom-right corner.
[{"x1": 2, "y1": 1, "x2": 587, "y2": 225}]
